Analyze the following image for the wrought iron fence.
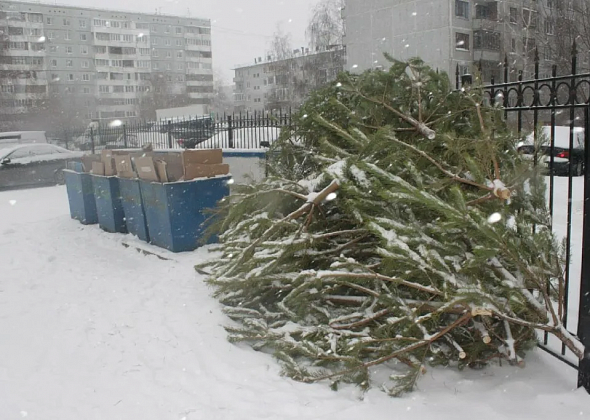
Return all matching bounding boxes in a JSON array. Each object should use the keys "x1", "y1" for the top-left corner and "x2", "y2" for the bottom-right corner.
[
  {"x1": 47, "y1": 110, "x2": 293, "y2": 152},
  {"x1": 474, "y1": 44, "x2": 590, "y2": 392}
]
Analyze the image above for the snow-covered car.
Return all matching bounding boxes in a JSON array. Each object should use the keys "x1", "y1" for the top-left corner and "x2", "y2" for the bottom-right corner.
[{"x1": 0, "y1": 143, "x2": 83, "y2": 189}]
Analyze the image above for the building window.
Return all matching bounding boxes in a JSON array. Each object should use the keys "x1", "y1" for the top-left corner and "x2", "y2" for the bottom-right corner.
[
  {"x1": 66, "y1": 59, "x2": 73, "y2": 67},
  {"x1": 152, "y1": 38, "x2": 158, "y2": 46},
  {"x1": 510, "y1": 8, "x2": 518, "y2": 24},
  {"x1": 166, "y1": 63, "x2": 171, "y2": 70},
  {"x1": 176, "y1": 39, "x2": 182, "y2": 47},
  {"x1": 455, "y1": 32, "x2": 469, "y2": 50},
  {"x1": 67, "y1": 74, "x2": 74, "y2": 81},
  {"x1": 151, "y1": 25, "x2": 158, "y2": 32},
  {"x1": 94, "y1": 19, "x2": 107, "y2": 26},
  {"x1": 80, "y1": 33, "x2": 87, "y2": 41},
  {"x1": 51, "y1": 59, "x2": 58, "y2": 67},
  {"x1": 79, "y1": 19, "x2": 86, "y2": 28},
  {"x1": 83, "y1": 74, "x2": 90, "y2": 81},
  {"x1": 47, "y1": 31, "x2": 55, "y2": 40},
  {"x1": 175, "y1": 27, "x2": 182, "y2": 34},
  {"x1": 122, "y1": 34, "x2": 134, "y2": 43},
  {"x1": 523, "y1": 9, "x2": 538, "y2": 28},
  {"x1": 511, "y1": 38, "x2": 516, "y2": 53},
  {"x1": 176, "y1": 51, "x2": 183, "y2": 58},
  {"x1": 66, "y1": 46, "x2": 73, "y2": 54},
  {"x1": 165, "y1": 25, "x2": 171, "y2": 33},
  {"x1": 99, "y1": 85, "x2": 110, "y2": 93},
  {"x1": 165, "y1": 39, "x2": 171, "y2": 46},
  {"x1": 545, "y1": 19, "x2": 554, "y2": 35},
  {"x1": 46, "y1": 17, "x2": 53, "y2": 25},
  {"x1": 81, "y1": 45, "x2": 88, "y2": 54},
  {"x1": 83, "y1": 87, "x2": 91, "y2": 94},
  {"x1": 49, "y1": 46, "x2": 57, "y2": 53},
  {"x1": 153, "y1": 62, "x2": 159, "y2": 70},
  {"x1": 177, "y1": 63, "x2": 183, "y2": 70},
  {"x1": 166, "y1": 51, "x2": 172, "y2": 58},
  {"x1": 81, "y1": 60, "x2": 89, "y2": 68},
  {"x1": 65, "y1": 31, "x2": 71, "y2": 40},
  {"x1": 544, "y1": 47, "x2": 552, "y2": 61},
  {"x1": 455, "y1": 0, "x2": 469, "y2": 19},
  {"x1": 63, "y1": 18, "x2": 70, "y2": 26},
  {"x1": 473, "y1": 31, "x2": 500, "y2": 50},
  {"x1": 152, "y1": 50, "x2": 159, "y2": 57}
]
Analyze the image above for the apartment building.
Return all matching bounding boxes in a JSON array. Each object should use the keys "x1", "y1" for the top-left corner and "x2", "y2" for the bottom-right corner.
[
  {"x1": 233, "y1": 46, "x2": 345, "y2": 112},
  {"x1": 343, "y1": 0, "x2": 574, "y2": 84},
  {"x1": 0, "y1": 0, "x2": 213, "y2": 124}
]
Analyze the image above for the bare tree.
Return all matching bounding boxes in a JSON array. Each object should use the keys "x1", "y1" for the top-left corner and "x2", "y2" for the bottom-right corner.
[
  {"x1": 269, "y1": 24, "x2": 294, "y2": 61},
  {"x1": 306, "y1": 0, "x2": 344, "y2": 52}
]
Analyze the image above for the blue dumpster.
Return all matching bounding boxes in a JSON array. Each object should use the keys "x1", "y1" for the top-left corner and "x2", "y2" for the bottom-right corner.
[
  {"x1": 139, "y1": 176, "x2": 230, "y2": 252},
  {"x1": 91, "y1": 175, "x2": 127, "y2": 234},
  {"x1": 64, "y1": 170, "x2": 98, "y2": 225},
  {"x1": 118, "y1": 177, "x2": 150, "y2": 242}
]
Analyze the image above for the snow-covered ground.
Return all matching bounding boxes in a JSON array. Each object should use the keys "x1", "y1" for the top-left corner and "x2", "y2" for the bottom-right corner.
[{"x1": 0, "y1": 180, "x2": 588, "y2": 420}]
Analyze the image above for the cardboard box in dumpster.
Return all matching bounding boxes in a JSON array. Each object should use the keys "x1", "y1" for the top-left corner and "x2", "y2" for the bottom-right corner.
[
  {"x1": 182, "y1": 149, "x2": 223, "y2": 166},
  {"x1": 91, "y1": 161, "x2": 105, "y2": 176},
  {"x1": 155, "y1": 160, "x2": 169, "y2": 182},
  {"x1": 114, "y1": 155, "x2": 136, "y2": 179},
  {"x1": 135, "y1": 156, "x2": 160, "y2": 182},
  {"x1": 81, "y1": 155, "x2": 101, "y2": 173},
  {"x1": 184, "y1": 163, "x2": 230, "y2": 180},
  {"x1": 100, "y1": 150, "x2": 117, "y2": 176},
  {"x1": 154, "y1": 152, "x2": 183, "y2": 182}
]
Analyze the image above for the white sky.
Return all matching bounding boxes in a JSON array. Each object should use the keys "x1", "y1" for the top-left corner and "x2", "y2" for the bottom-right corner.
[{"x1": 49, "y1": 0, "x2": 319, "y2": 83}]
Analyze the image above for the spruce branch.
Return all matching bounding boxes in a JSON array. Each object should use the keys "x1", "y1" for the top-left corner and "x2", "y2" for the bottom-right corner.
[
  {"x1": 305, "y1": 311, "x2": 473, "y2": 384},
  {"x1": 384, "y1": 133, "x2": 494, "y2": 192}
]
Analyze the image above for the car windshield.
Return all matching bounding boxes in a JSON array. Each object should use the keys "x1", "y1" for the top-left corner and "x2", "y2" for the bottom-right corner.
[{"x1": 2, "y1": 0, "x2": 590, "y2": 418}]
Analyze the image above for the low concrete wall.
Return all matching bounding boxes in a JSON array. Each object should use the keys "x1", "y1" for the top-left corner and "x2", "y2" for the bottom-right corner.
[{"x1": 223, "y1": 150, "x2": 267, "y2": 185}]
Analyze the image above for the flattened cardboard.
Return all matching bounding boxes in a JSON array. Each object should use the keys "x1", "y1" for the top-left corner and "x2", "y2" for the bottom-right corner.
[
  {"x1": 155, "y1": 160, "x2": 169, "y2": 183},
  {"x1": 182, "y1": 149, "x2": 223, "y2": 166},
  {"x1": 91, "y1": 161, "x2": 105, "y2": 176},
  {"x1": 135, "y1": 156, "x2": 160, "y2": 182},
  {"x1": 103, "y1": 157, "x2": 117, "y2": 176},
  {"x1": 155, "y1": 152, "x2": 183, "y2": 182},
  {"x1": 81, "y1": 155, "x2": 101, "y2": 173},
  {"x1": 184, "y1": 163, "x2": 229, "y2": 180},
  {"x1": 100, "y1": 150, "x2": 117, "y2": 176},
  {"x1": 115, "y1": 155, "x2": 136, "y2": 179}
]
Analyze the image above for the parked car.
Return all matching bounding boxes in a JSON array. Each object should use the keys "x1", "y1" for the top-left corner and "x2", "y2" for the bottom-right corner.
[
  {"x1": 517, "y1": 126, "x2": 585, "y2": 176},
  {"x1": 0, "y1": 143, "x2": 83, "y2": 189},
  {"x1": 0, "y1": 131, "x2": 49, "y2": 146}
]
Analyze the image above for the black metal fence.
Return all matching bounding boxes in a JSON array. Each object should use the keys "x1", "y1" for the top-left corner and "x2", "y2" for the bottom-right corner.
[
  {"x1": 475, "y1": 44, "x2": 590, "y2": 392},
  {"x1": 48, "y1": 110, "x2": 293, "y2": 152}
]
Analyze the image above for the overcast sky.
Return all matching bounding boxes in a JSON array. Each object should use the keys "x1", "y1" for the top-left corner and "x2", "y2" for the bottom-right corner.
[{"x1": 52, "y1": 0, "x2": 319, "y2": 83}]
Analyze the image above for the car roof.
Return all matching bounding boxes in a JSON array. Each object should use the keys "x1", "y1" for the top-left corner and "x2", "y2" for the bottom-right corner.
[{"x1": 0, "y1": 143, "x2": 70, "y2": 156}]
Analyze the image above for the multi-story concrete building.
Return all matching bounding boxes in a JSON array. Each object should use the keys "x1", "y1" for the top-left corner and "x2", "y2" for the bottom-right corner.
[
  {"x1": 233, "y1": 46, "x2": 345, "y2": 112},
  {"x1": 342, "y1": 0, "x2": 570, "y2": 84},
  {"x1": 0, "y1": 0, "x2": 213, "y2": 125}
]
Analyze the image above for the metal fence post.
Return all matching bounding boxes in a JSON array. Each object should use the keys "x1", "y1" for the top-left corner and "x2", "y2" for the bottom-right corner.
[
  {"x1": 90, "y1": 127, "x2": 95, "y2": 154},
  {"x1": 228, "y1": 115, "x2": 234, "y2": 149},
  {"x1": 167, "y1": 120, "x2": 172, "y2": 149},
  {"x1": 578, "y1": 102, "x2": 590, "y2": 392},
  {"x1": 123, "y1": 123, "x2": 128, "y2": 148},
  {"x1": 63, "y1": 129, "x2": 69, "y2": 150}
]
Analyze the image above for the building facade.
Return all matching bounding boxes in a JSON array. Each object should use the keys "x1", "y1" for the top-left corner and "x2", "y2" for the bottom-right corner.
[
  {"x1": 233, "y1": 46, "x2": 345, "y2": 112},
  {"x1": 0, "y1": 0, "x2": 213, "y2": 126},
  {"x1": 342, "y1": 0, "x2": 574, "y2": 84}
]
